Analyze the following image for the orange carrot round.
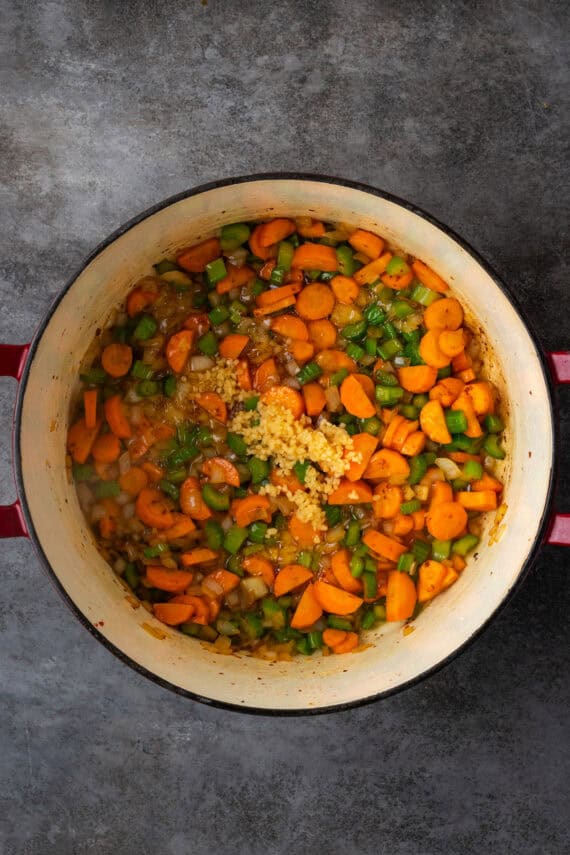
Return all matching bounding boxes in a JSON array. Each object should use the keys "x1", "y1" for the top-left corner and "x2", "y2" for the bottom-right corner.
[
  {"x1": 194, "y1": 392, "x2": 227, "y2": 423},
  {"x1": 327, "y1": 479, "x2": 373, "y2": 505},
  {"x1": 290, "y1": 583, "x2": 323, "y2": 629},
  {"x1": 67, "y1": 417, "x2": 101, "y2": 464},
  {"x1": 315, "y1": 349, "x2": 357, "y2": 373},
  {"x1": 386, "y1": 570, "x2": 417, "y2": 621},
  {"x1": 179, "y1": 477, "x2": 212, "y2": 521},
  {"x1": 419, "y1": 329, "x2": 451, "y2": 369},
  {"x1": 254, "y1": 357, "x2": 280, "y2": 392},
  {"x1": 438, "y1": 329, "x2": 466, "y2": 358},
  {"x1": 417, "y1": 560, "x2": 447, "y2": 602},
  {"x1": 411, "y1": 260, "x2": 449, "y2": 293},
  {"x1": 104, "y1": 395, "x2": 131, "y2": 439},
  {"x1": 426, "y1": 501, "x2": 468, "y2": 540},
  {"x1": 331, "y1": 275, "x2": 360, "y2": 304},
  {"x1": 91, "y1": 432, "x2": 121, "y2": 463},
  {"x1": 180, "y1": 548, "x2": 219, "y2": 567},
  {"x1": 119, "y1": 466, "x2": 148, "y2": 496},
  {"x1": 260, "y1": 385, "x2": 304, "y2": 418},
  {"x1": 135, "y1": 488, "x2": 174, "y2": 530},
  {"x1": 259, "y1": 218, "x2": 296, "y2": 247},
  {"x1": 308, "y1": 319, "x2": 337, "y2": 350},
  {"x1": 272, "y1": 563, "x2": 313, "y2": 596},
  {"x1": 429, "y1": 377, "x2": 464, "y2": 407},
  {"x1": 153, "y1": 602, "x2": 195, "y2": 626},
  {"x1": 249, "y1": 225, "x2": 277, "y2": 260},
  {"x1": 397, "y1": 365, "x2": 438, "y2": 393},
  {"x1": 146, "y1": 566, "x2": 194, "y2": 593},
  {"x1": 288, "y1": 514, "x2": 320, "y2": 547},
  {"x1": 313, "y1": 580, "x2": 363, "y2": 615},
  {"x1": 296, "y1": 283, "x2": 336, "y2": 320},
  {"x1": 348, "y1": 229, "x2": 384, "y2": 260},
  {"x1": 330, "y1": 549, "x2": 362, "y2": 594},
  {"x1": 419, "y1": 400, "x2": 452, "y2": 444},
  {"x1": 372, "y1": 482, "x2": 403, "y2": 519},
  {"x1": 423, "y1": 297, "x2": 463, "y2": 330},
  {"x1": 323, "y1": 628, "x2": 359, "y2": 654},
  {"x1": 166, "y1": 330, "x2": 194, "y2": 374},
  {"x1": 219, "y1": 333, "x2": 250, "y2": 359},
  {"x1": 345, "y1": 433, "x2": 379, "y2": 481},
  {"x1": 201, "y1": 457, "x2": 241, "y2": 486},
  {"x1": 101, "y1": 343, "x2": 133, "y2": 378},
  {"x1": 291, "y1": 243, "x2": 338, "y2": 272},
  {"x1": 242, "y1": 556, "x2": 275, "y2": 587},
  {"x1": 363, "y1": 448, "x2": 410, "y2": 482},
  {"x1": 340, "y1": 374, "x2": 376, "y2": 418},
  {"x1": 270, "y1": 315, "x2": 309, "y2": 341},
  {"x1": 232, "y1": 495, "x2": 272, "y2": 528},
  {"x1": 291, "y1": 340, "x2": 315, "y2": 364},
  {"x1": 177, "y1": 238, "x2": 221, "y2": 273},
  {"x1": 83, "y1": 389, "x2": 98, "y2": 430}
]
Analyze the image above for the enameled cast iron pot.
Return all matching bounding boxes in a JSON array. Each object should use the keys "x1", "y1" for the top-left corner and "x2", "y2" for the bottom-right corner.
[{"x1": 1, "y1": 175, "x2": 569, "y2": 714}]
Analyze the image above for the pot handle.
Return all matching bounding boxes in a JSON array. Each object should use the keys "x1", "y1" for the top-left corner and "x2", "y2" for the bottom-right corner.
[
  {"x1": 0, "y1": 344, "x2": 30, "y2": 538},
  {"x1": 545, "y1": 352, "x2": 570, "y2": 545}
]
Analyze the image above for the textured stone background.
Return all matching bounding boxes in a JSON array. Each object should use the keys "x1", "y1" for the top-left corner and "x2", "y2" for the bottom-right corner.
[{"x1": 0, "y1": 1, "x2": 568, "y2": 853}]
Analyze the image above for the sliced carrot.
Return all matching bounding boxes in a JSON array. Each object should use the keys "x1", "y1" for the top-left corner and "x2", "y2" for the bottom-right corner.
[
  {"x1": 166, "y1": 330, "x2": 194, "y2": 374},
  {"x1": 381, "y1": 414, "x2": 406, "y2": 449},
  {"x1": 146, "y1": 566, "x2": 194, "y2": 593},
  {"x1": 83, "y1": 390, "x2": 98, "y2": 430},
  {"x1": 423, "y1": 297, "x2": 463, "y2": 330},
  {"x1": 353, "y1": 373, "x2": 375, "y2": 399},
  {"x1": 104, "y1": 395, "x2": 131, "y2": 439},
  {"x1": 438, "y1": 329, "x2": 466, "y2": 358},
  {"x1": 259, "y1": 259, "x2": 277, "y2": 281},
  {"x1": 153, "y1": 602, "x2": 195, "y2": 626},
  {"x1": 373, "y1": 483, "x2": 403, "y2": 519},
  {"x1": 412, "y1": 509, "x2": 426, "y2": 531},
  {"x1": 315, "y1": 349, "x2": 357, "y2": 374},
  {"x1": 273, "y1": 563, "x2": 313, "y2": 597},
  {"x1": 91, "y1": 432, "x2": 121, "y2": 463},
  {"x1": 457, "y1": 368, "x2": 477, "y2": 384},
  {"x1": 362, "y1": 530, "x2": 407, "y2": 563},
  {"x1": 386, "y1": 570, "x2": 417, "y2": 621},
  {"x1": 363, "y1": 449, "x2": 410, "y2": 482},
  {"x1": 141, "y1": 461, "x2": 164, "y2": 483},
  {"x1": 101, "y1": 343, "x2": 133, "y2": 378},
  {"x1": 472, "y1": 473, "x2": 503, "y2": 493},
  {"x1": 255, "y1": 283, "x2": 301, "y2": 307},
  {"x1": 135, "y1": 488, "x2": 174, "y2": 530},
  {"x1": 313, "y1": 580, "x2": 363, "y2": 615},
  {"x1": 170, "y1": 594, "x2": 211, "y2": 624},
  {"x1": 400, "y1": 431, "x2": 426, "y2": 456},
  {"x1": 99, "y1": 515, "x2": 116, "y2": 539},
  {"x1": 262, "y1": 384, "x2": 306, "y2": 419},
  {"x1": 308, "y1": 319, "x2": 337, "y2": 350},
  {"x1": 429, "y1": 480, "x2": 453, "y2": 509},
  {"x1": 417, "y1": 560, "x2": 447, "y2": 603},
  {"x1": 270, "y1": 467, "x2": 304, "y2": 494},
  {"x1": 179, "y1": 477, "x2": 212, "y2": 521},
  {"x1": 182, "y1": 311, "x2": 210, "y2": 337},
  {"x1": 393, "y1": 513, "x2": 414, "y2": 536},
  {"x1": 302, "y1": 382, "x2": 327, "y2": 417},
  {"x1": 330, "y1": 549, "x2": 363, "y2": 594},
  {"x1": 207, "y1": 568, "x2": 241, "y2": 595},
  {"x1": 452, "y1": 351, "x2": 472, "y2": 373},
  {"x1": 119, "y1": 466, "x2": 148, "y2": 496},
  {"x1": 296, "y1": 283, "x2": 336, "y2": 320},
  {"x1": 219, "y1": 333, "x2": 249, "y2": 359},
  {"x1": 331, "y1": 275, "x2": 360, "y2": 304},
  {"x1": 253, "y1": 296, "x2": 297, "y2": 317},
  {"x1": 288, "y1": 514, "x2": 320, "y2": 547},
  {"x1": 258, "y1": 218, "x2": 295, "y2": 247},
  {"x1": 348, "y1": 229, "x2": 384, "y2": 260},
  {"x1": 345, "y1": 433, "x2": 379, "y2": 481},
  {"x1": 452, "y1": 554, "x2": 467, "y2": 572},
  {"x1": 451, "y1": 391, "x2": 483, "y2": 438},
  {"x1": 419, "y1": 330, "x2": 451, "y2": 369},
  {"x1": 216, "y1": 263, "x2": 255, "y2": 295},
  {"x1": 236, "y1": 359, "x2": 252, "y2": 391},
  {"x1": 353, "y1": 252, "x2": 392, "y2": 286},
  {"x1": 426, "y1": 501, "x2": 468, "y2": 540},
  {"x1": 442, "y1": 566, "x2": 460, "y2": 589},
  {"x1": 67, "y1": 417, "x2": 101, "y2": 464},
  {"x1": 177, "y1": 238, "x2": 221, "y2": 273},
  {"x1": 296, "y1": 218, "x2": 326, "y2": 238},
  {"x1": 429, "y1": 377, "x2": 465, "y2": 407},
  {"x1": 195, "y1": 392, "x2": 227, "y2": 423},
  {"x1": 291, "y1": 243, "x2": 338, "y2": 272},
  {"x1": 328, "y1": 479, "x2": 373, "y2": 505},
  {"x1": 290, "y1": 583, "x2": 323, "y2": 629},
  {"x1": 420, "y1": 400, "x2": 452, "y2": 444},
  {"x1": 323, "y1": 629, "x2": 359, "y2": 654},
  {"x1": 390, "y1": 419, "x2": 420, "y2": 453},
  {"x1": 201, "y1": 457, "x2": 241, "y2": 486},
  {"x1": 180, "y1": 548, "x2": 218, "y2": 567},
  {"x1": 126, "y1": 280, "x2": 159, "y2": 318},
  {"x1": 249, "y1": 224, "x2": 277, "y2": 260},
  {"x1": 340, "y1": 374, "x2": 376, "y2": 418},
  {"x1": 381, "y1": 270, "x2": 414, "y2": 290},
  {"x1": 411, "y1": 260, "x2": 449, "y2": 293},
  {"x1": 270, "y1": 315, "x2": 309, "y2": 341},
  {"x1": 291, "y1": 340, "x2": 315, "y2": 364},
  {"x1": 457, "y1": 490, "x2": 498, "y2": 511},
  {"x1": 232, "y1": 495, "x2": 272, "y2": 528},
  {"x1": 463, "y1": 381, "x2": 495, "y2": 416},
  {"x1": 242, "y1": 556, "x2": 275, "y2": 587},
  {"x1": 398, "y1": 365, "x2": 438, "y2": 394},
  {"x1": 253, "y1": 357, "x2": 280, "y2": 392},
  {"x1": 448, "y1": 451, "x2": 482, "y2": 464}
]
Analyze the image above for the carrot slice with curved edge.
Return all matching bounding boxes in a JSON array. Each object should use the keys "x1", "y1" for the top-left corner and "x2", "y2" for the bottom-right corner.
[
  {"x1": 216, "y1": 263, "x2": 255, "y2": 295},
  {"x1": 288, "y1": 514, "x2": 320, "y2": 547},
  {"x1": 119, "y1": 466, "x2": 148, "y2": 496},
  {"x1": 452, "y1": 351, "x2": 472, "y2": 373},
  {"x1": 256, "y1": 284, "x2": 301, "y2": 307},
  {"x1": 308, "y1": 319, "x2": 337, "y2": 350},
  {"x1": 386, "y1": 570, "x2": 417, "y2": 621},
  {"x1": 145, "y1": 566, "x2": 194, "y2": 593},
  {"x1": 451, "y1": 391, "x2": 483, "y2": 438},
  {"x1": 362, "y1": 530, "x2": 407, "y2": 563},
  {"x1": 442, "y1": 565, "x2": 460, "y2": 589},
  {"x1": 170, "y1": 594, "x2": 211, "y2": 624},
  {"x1": 290, "y1": 583, "x2": 323, "y2": 629},
  {"x1": 330, "y1": 549, "x2": 363, "y2": 594},
  {"x1": 135, "y1": 488, "x2": 174, "y2": 530},
  {"x1": 345, "y1": 433, "x2": 379, "y2": 481},
  {"x1": 398, "y1": 365, "x2": 438, "y2": 393},
  {"x1": 219, "y1": 333, "x2": 250, "y2": 359},
  {"x1": 381, "y1": 414, "x2": 406, "y2": 449},
  {"x1": 420, "y1": 400, "x2": 452, "y2": 444},
  {"x1": 393, "y1": 513, "x2": 414, "y2": 536},
  {"x1": 457, "y1": 490, "x2": 498, "y2": 511},
  {"x1": 235, "y1": 359, "x2": 252, "y2": 391},
  {"x1": 353, "y1": 252, "x2": 392, "y2": 286},
  {"x1": 126, "y1": 280, "x2": 159, "y2": 318},
  {"x1": 249, "y1": 224, "x2": 277, "y2": 260},
  {"x1": 177, "y1": 237, "x2": 221, "y2": 273},
  {"x1": 426, "y1": 501, "x2": 468, "y2": 540},
  {"x1": 180, "y1": 548, "x2": 219, "y2": 567},
  {"x1": 83, "y1": 390, "x2": 98, "y2": 430},
  {"x1": 259, "y1": 218, "x2": 296, "y2": 247},
  {"x1": 261, "y1": 385, "x2": 304, "y2": 418},
  {"x1": 166, "y1": 330, "x2": 194, "y2": 374},
  {"x1": 315, "y1": 349, "x2": 357, "y2": 374},
  {"x1": 254, "y1": 357, "x2": 280, "y2": 392},
  {"x1": 242, "y1": 556, "x2": 275, "y2": 587},
  {"x1": 419, "y1": 329, "x2": 451, "y2": 369},
  {"x1": 291, "y1": 243, "x2": 338, "y2": 272},
  {"x1": 327, "y1": 479, "x2": 373, "y2": 504},
  {"x1": 372, "y1": 482, "x2": 403, "y2": 519},
  {"x1": 195, "y1": 392, "x2": 227, "y2": 423},
  {"x1": 325, "y1": 629, "x2": 359, "y2": 654},
  {"x1": 429, "y1": 480, "x2": 453, "y2": 509},
  {"x1": 104, "y1": 394, "x2": 132, "y2": 439},
  {"x1": 411, "y1": 260, "x2": 449, "y2": 294},
  {"x1": 259, "y1": 260, "x2": 276, "y2": 281},
  {"x1": 296, "y1": 218, "x2": 326, "y2": 238},
  {"x1": 353, "y1": 373, "x2": 375, "y2": 399},
  {"x1": 390, "y1": 418, "x2": 419, "y2": 452},
  {"x1": 420, "y1": 466, "x2": 445, "y2": 489},
  {"x1": 448, "y1": 451, "x2": 482, "y2": 463},
  {"x1": 179, "y1": 477, "x2": 212, "y2": 521},
  {"x1": 340, "y1": 374, "x2": 376, "y2": 418},
  {"x1": 381, "y1": 270, "x2": 414, "y2": 290},
  {"x1": 232, "y1": 495, "x2": 272, "y2": 528},
  {"x1": 313, "y1": 580, "x2": 363, "y2": 615},
  {"x1": 400, "y1": 431, "x2": 426, "y2": 457},
  {"x1": 472, "y1": 473, "x2": 503, "y2": 493},
  {"x1": 201, "y1": 457, "x2": 241, "y2": 487},
  {"x1": 348, "y1": 229, "x2": 384, "y2": 260},
  {"x1": 183, "y1": 311, "x2": 210, "y2": 337},
  {"x1": 417, "y1": 560, "x2": 447, "y2": 602},
  {"x1": 270, "y1": 314, "x2": 309, "y2": 340},
  {"x1": 101, "y1": 343, "x2": 133, "y2": 378},
  {"x1": 207, "y1": 568, "x2": 241, "y2": 595},
  {"x1": 438, "y1": 329, "x2": 466, "y2": 358},
  {"x1": 153, "y1": 602, "x2": 195, "y2": 626},
  {"x1": 270, "y1": 467, "x2": 304, "y2": 494},
  {"x1": 296, "y1": 283, "x2": 336, "y2": 321},
  {"x1": 429, "y1": 377, "x2": 464, "y2": 407},
  {"x1": 91, "y1": 433, "x2": 121, "y2": 463},
  {"x1": 463, "y1": 381, "x2": 495, "y2": 416},
  {"x1": 412, "y1": 509, "x2": 426, "y2": 530},
  {"x1": 424, "y1": 296, "x2": 463, "y2": 330},
  {"x1": 291, "y1": 340, "x2": 315, "y2": 364},
  {"x1": 363, "y1": 449, "x2": 410, "y2": 482},
  {"x1": 253, "y1": 296, "x2": 297, "y2": 318},
  {"x1": 67, "y1": 418, "x2": 101, "y2": 464},
  {"x1": 141, "y1": 461, "x2": 164, "y2": 483},
  {"x1": 331, "y1": 275, "x2": 360, "y2": 304}
]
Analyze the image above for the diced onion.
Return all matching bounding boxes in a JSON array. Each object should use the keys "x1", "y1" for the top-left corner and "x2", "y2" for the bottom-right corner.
[
  {"x1": 76, "y1": 483, "x2": 94, "y2": 511},
  {"x1": 91, "y1": 504, "x2": 107, "y2": 522},
  {"x1": 115, "y1": 491, "x2": 132, "y2": 506},
  {"x1": 114, "y1": 558, "x2": 126, "y2": 574},
  {"x1": 283, "y1": 377, "x2": 301, "y2": 390},
  {"x1": 122, "y1": 503, "x2": 136, "y2": 520},
  {"x1": 325, "y1": 525, "x2": 345, "y2": 543},
  {"x1": 435, "y1": 457, "x2": 462, "y2": 480},
  {"x1": 189, "y1": 355, "x2": 214, "y2": 372},
  {"x1": 286, "y1": 361, "x2": 300, "y2": 377},
  {"x1": 226, "y1": 590, "x2": 240, "y2": 608},
  {"x1": 221, "y1": 514, "x2": 234, "y2": 532},
  {"x1": 241, "y1": 576, "x2": 268, "y2": 600},
  {"x1": 118, "y1": 452, "x2": 131, "y2": 476},
  {"x1": 225, "y1": 247, "x2": 248, "y2": 268},
  {"x1": 325, "y1": 385, "x2": 342, "y2": 412},
  {"x1": 124, "y1": 388, "x2": 142, "y2": 403},
  {"x1": 202, "y1": 577, "x2": 224, "y2": 597}
]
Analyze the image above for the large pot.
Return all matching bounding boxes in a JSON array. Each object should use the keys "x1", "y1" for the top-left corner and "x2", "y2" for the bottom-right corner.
[{"x1": 1, "y1": 175, "x2": 568, "y2": 714}]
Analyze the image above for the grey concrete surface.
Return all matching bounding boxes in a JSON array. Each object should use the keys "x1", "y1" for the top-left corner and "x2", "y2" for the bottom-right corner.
[{"x1": 1, "y1": 1, "x2": 569, "y2": 853}]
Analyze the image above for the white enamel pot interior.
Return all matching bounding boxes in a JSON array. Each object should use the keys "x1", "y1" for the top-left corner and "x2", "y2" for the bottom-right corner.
[{"x1": 15, "y1": 176, "x2": 554, "y2": 713}]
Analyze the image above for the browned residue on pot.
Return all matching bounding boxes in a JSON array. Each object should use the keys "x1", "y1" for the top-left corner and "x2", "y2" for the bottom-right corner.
[
  {"x1": 142, "y1": 622, "x2": 168, "y2": 640},
  {"x1": 124, "y1": 594, "x2": 140, "y2": 610}
]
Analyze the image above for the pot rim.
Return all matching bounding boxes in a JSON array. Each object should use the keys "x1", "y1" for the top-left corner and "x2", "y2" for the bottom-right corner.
[{"x1": 12, "y1": 172, "x2": 558, "y2": 716}]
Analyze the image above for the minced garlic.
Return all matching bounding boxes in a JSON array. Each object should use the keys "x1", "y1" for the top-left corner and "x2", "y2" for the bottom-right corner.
[{"x1": 183, "y1": 358, "x2": 247, "y2": 404}]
